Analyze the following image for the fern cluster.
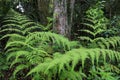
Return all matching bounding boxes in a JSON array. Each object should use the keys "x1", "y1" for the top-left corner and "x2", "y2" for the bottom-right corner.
[
  {"x1": 0, "y1": 9, "x2": 42, "y2": 36},
  {"x1": 26, "y1": 48, "x2": 120, "y2": 80},
  {"x1": 0, "y1": 8, "x2": 120, "y2": 80},
  {"x1": 78, "y1": 6, "x2": 120, "y2": 49},
  {"x1": 0, "y1": 9, "x2": 78, "y2": 79},
  {"x1": 7, "y1": 46, "x2": 120, "y2": 79}
]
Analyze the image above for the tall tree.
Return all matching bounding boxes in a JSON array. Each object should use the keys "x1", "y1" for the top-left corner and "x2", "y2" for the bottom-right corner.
[{"x1": 53, "y1": 0, "x2": 75, "y2": 38}]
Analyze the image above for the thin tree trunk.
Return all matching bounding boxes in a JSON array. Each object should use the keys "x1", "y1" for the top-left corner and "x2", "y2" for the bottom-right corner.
[{"x1": 69, "y1": 0, "x2": 75, "y2": 39}]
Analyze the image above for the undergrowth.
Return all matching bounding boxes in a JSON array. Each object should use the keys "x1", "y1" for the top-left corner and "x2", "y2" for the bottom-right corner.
[{"x1": 0, "y1": 6, "x2": 120, "y2": 80}]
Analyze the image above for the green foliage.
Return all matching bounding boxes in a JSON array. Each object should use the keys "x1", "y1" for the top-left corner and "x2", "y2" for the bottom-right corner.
[
  {"x1": 4, "y1": 31, "x2": 77, "y2": 77},
  {"x1": 88, "y1": 64, "x2": 120, "y2": 80},
  {"x1": 9, "y1": 47, "x2": 120, "y2": 80},
  {"x1": 79, "y1": 4, "x2": 108, "y2": 39},
  {"x1": 3, "y1": 17, "x2": 119, "y2": 79},
  {"x1": 78, "y1": 5, "x2": 120, "y2": 49},
  {"x1": 0, "y1": 9, "x2": 78, "y2": 79},
  {"x1": 4, "y1": 33, "x2": 78, "y2": 79},
  {"x1": 106, "y1": 15, "x2": 120, "y2": 36},
  {"x1": 38, "y1": 17, "x2": 53, "y2": 31},
  {"x1": 0, "y1": 53, "x2": 10, "y2": 78},
  {"x1": 0, "y1": 9, "x2": 42, "y2": 36},
  {"x1": 0, "y1": 1, "x2": 120, "y2": 80}
]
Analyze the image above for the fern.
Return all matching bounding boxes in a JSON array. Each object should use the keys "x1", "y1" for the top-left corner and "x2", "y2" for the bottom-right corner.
[
  {"x1": 0, "y1": 9, "x2": 42, "y2": 36},
  {"x1": 0, "y1": 9, "x2": 77, "y2": 79},
  {"x1": 2, "y1": 32, "x2": 77, "y2": 53},
  {"x1": 4, "y1": 31, "x2": 78, "y2": 79},
  {"x1": 1, "y1": 6, "x2": 120, "y2": 80},
  {"x1": 78, "y1": 6, "x2": 120, "y2": 49},
  {"x1": 6, "y1": 35, "x2": 120, "y2": 79},
  {"x1": 26, "y1": 48, "x2": 120, "y2": 80}
]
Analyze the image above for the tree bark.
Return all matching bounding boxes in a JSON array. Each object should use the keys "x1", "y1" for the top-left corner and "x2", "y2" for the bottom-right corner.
[
  {"x1": 53, "y1": 0, "x2": 75, "y2": 39},
  {"x1": 53, "y1": 0, "x2": 69, "y2": 37}
]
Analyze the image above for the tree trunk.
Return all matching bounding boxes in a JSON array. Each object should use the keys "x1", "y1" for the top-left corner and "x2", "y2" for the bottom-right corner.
[
  {"x1": 69, "y1": 0, "x2": 75, "y2": 39},
  {"x1": 37, "y1": 0, "x2": 50, "y2": 25},
  {"x1": 53, "y1": 0, "x2": 75, "y2": 39},
  {"x1": 53, "y1": 0, "x2": 69, "y2": 37}
]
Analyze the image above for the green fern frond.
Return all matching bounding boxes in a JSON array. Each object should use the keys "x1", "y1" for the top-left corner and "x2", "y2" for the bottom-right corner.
[
  {"x1": 27, "y1": 48, "x2": 120, "y2": 77},
  {"x1": 7, "y1": 51, "x2": 29, "y2": 61},
  {"x1": 78, "y1": 36, "x2": 92, "y2": 42},
  {"x1": 10, "y1": 58, "x2": 24, "y2": 68},
  {"x1": 106, "y1": 37, "x2": 120, "y2": 47},
  {"x1": 0, "y1": 28, "x2": 22, "y2": 34},
  {"x1": 1, "y1": 20, "x2": 19, "y2": 24},
  {"x1": 23, "y1": 26, "x2": 41, "y2": 33},
  {"x1": 0, "y1": 34, "x2": 25, "y2": 40},
  {"x1": 78, "y1": 6, "x2": 110, "y2": 50},
  {"x1": 13, "y1": 64, "x2": 29, "y2": 78},
  {"x1": 26, "y1": 32, "x2": 78, "y2": 50},
  {"x1": 82, "y1": 18, "x2": 96, "y2": 24},
  {"x1": 79, "y1": 29, "x2": 94, "y2": 36},
  {"x1": 5, "y1": 41, "x2": 47, "y2": 55},
  {"x1": 94, "y1": 29, "x2": 105, "y2": 36},
  {"x1": 0, "y1": 9, "x2": 42, "y2": 38},
  {"x1": 5, "y1": 47, "x2": 20, "y2": 54},
  {"x1": 92, "y1": 37, "x2": 105, "y2": 42},
  {"x1": 1, "y1": 24, "x2": 21, "y2": 29},
  {"x1": 22, "y1": 22, "x2": 37, "y2": 28},
  {"x1": 81, "y1": 23, "x2": 94, "y2": 29}
]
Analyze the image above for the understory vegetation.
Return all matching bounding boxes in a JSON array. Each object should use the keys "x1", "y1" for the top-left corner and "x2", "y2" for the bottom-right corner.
[{"x1": 0, "y1": 0, "x2": 120, "y2": 80}]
